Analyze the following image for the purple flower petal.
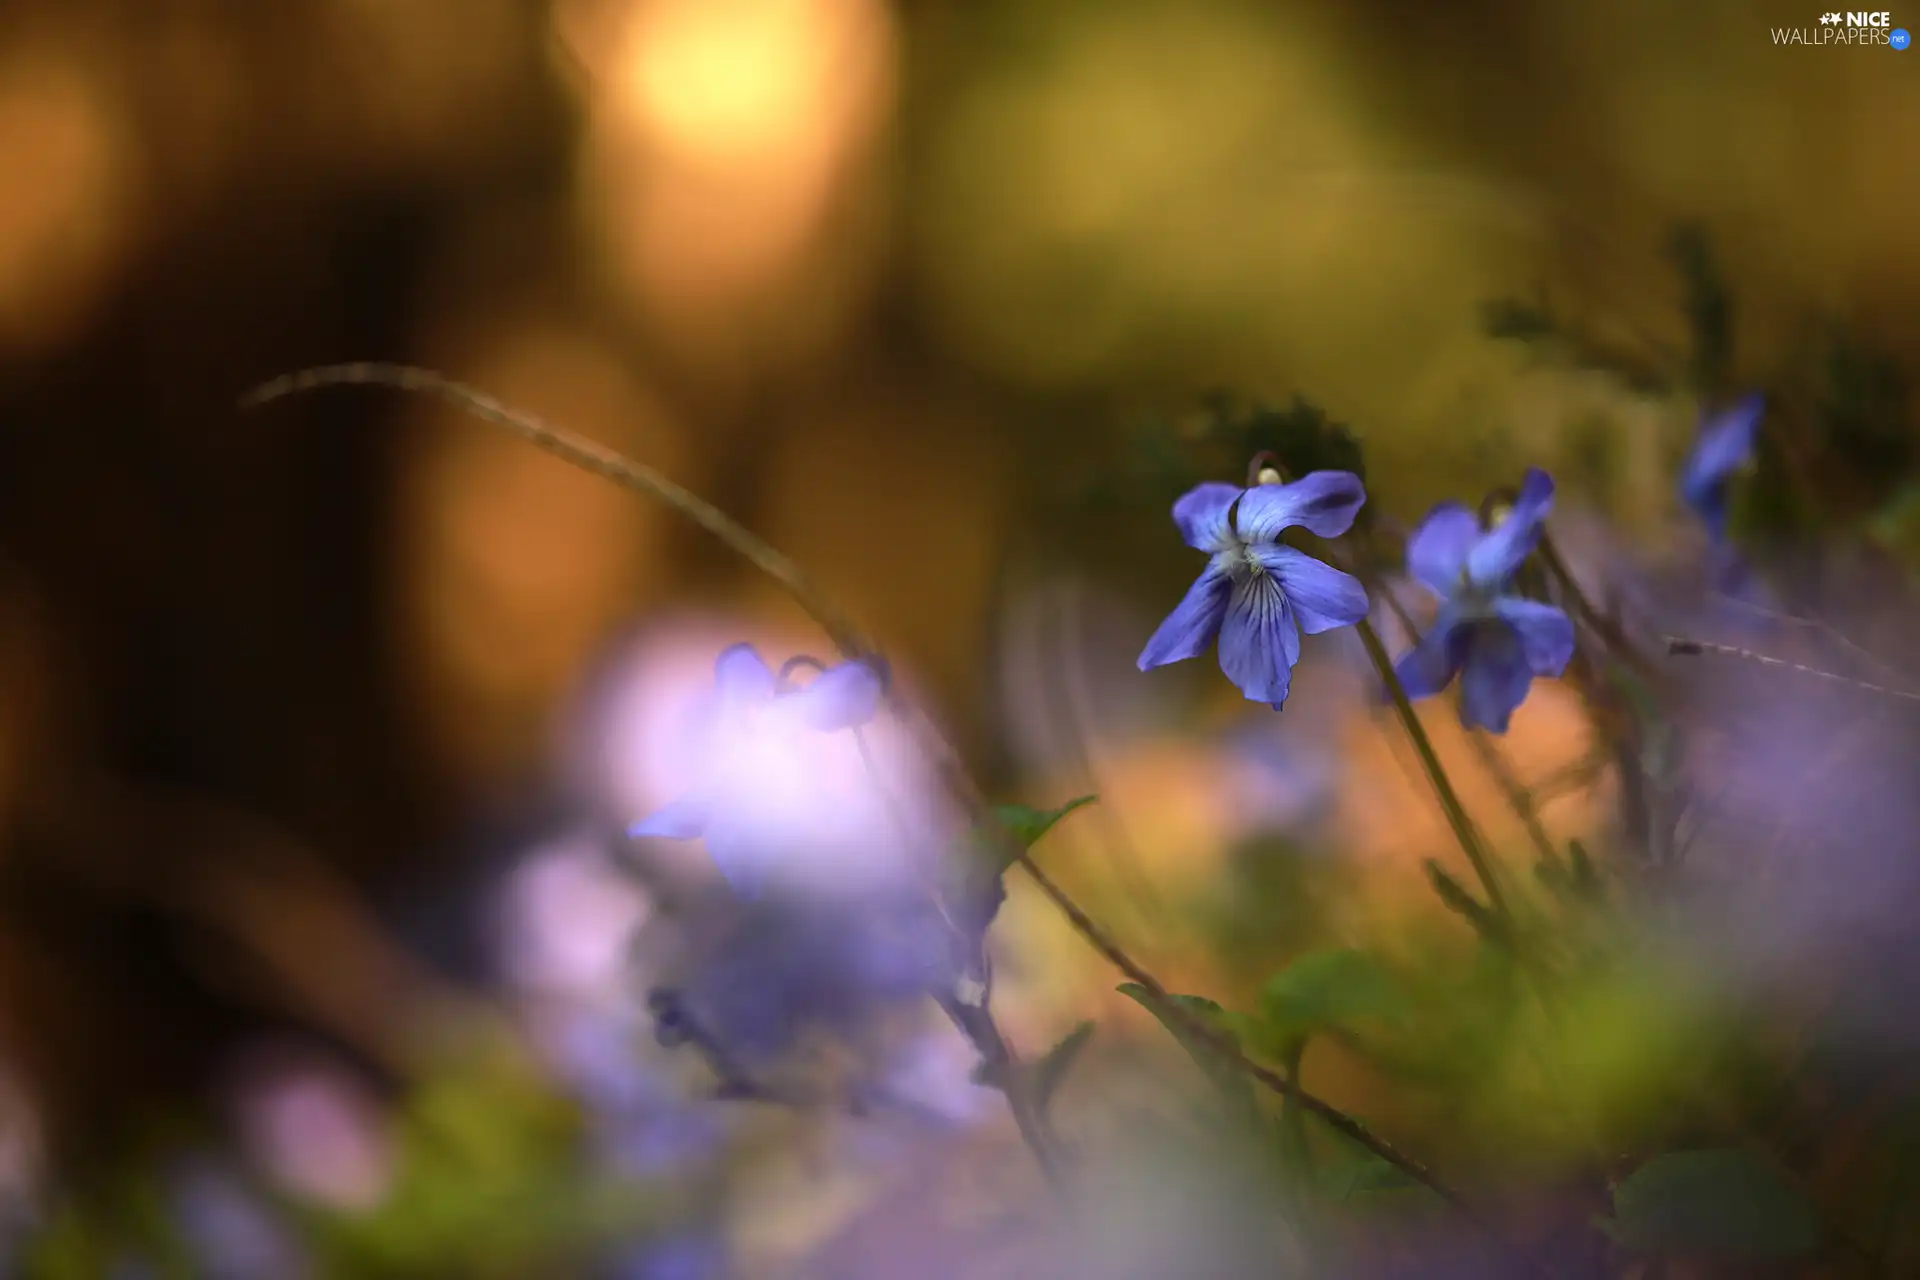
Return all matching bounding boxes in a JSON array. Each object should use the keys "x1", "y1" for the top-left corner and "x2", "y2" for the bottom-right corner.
[
  {"x1": 1458, "y1": 623, "x2": 1534, "y2": 733},
  {"x1": 1138, "y1": 561, "x2": 1231, "y2": 671},
  {"x1": 1171, "y1": 482, "x2": 1243, "y2": 553},
  {"x1": 1255, "y1": 545, "x2": 1369, "y2": 634},
  {"x1": 1465, "y1": 468, "x2": 1555, "y2": 589},
  {"x1": 1236, "y1": 471, "x2": 1367, "y2": 542},
  {"x1": 1684, "y1": 393, "x2": 1764, "y2": 494},
  {"x1": 1406, "y1": 502, "x2": 1479, "y2": 596},
  {"x1": 713, "y1": 644, "x2": 776, "y2": 708},
  {"x1": 1393, "y1": 611, "x2": 1470, "y2": 700},
  {"x1": 618, "y1": 1233, "x2": 728, "y2": 1280},
  {"x1": 1218, "y1": 571, "x2": 1300, "y2": 707},
  {"x1": 1494, "y1": 597, "x2": 1575, "y2": 677},
  {"x1": 783, "y1": 660, "x2": 884, "y2": 731},
  {"x1": 1682, "y1": 393, "x2": 1763, "y2": 540},
  {"x1": 628, "y1": 794, "x2": 712, "y2": 841},
  {"x1": 698, "y1": 811, "x2": 767, "y2": 896}
]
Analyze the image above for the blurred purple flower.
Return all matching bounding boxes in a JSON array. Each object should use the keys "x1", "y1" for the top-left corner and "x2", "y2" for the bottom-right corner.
[
  {"x1": 1138, "y1": 472, "x2": 1371, "y2": 709},
  {"x1": 1219, "y1": 719, "x2": 1337, "y2": 839},
  {"x1": 615, "y1": 1232, "x2": 729, "y2": 1280},
  {"x1": 497, "y1": 837, "x2": 651, "y2": 997},
  {"x1": 230, "y1": 1048, "x2": 393, "y2": 1213},
  {"x1": 167, "y1": 1157, "x2": 306, "y2": 1280},
  {"x1": 859, "y1": 1026, "x2": 999, "y2": 1130},
  {"x1": 0, "y1": 1068, "x2": 42, "y2": 1243},
  {"x1": 663, "y1": 895, "x2": 954, "y2": 1068},
  {"x1": 1681, "y1": 392, "x2": 1764, "y2": 543},
  {"x1": 542, "y1": 1006, "x2": 658, "y2": 1116},
  {"x1": 627, "y1": 644, "x2": 904, "y2": 898},
  {"x1": 602, "y1": 1104, "x2": 728, "y2": 1181},
  {"x1": 531, "y1": 1004, "x2": 729, "y2": 1180},
  {"x1": 1392, "y1": 469, "x2": 1575, "y2": 733}
]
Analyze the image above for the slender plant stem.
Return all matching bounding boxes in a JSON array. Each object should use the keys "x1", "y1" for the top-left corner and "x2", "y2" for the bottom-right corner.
[
  {"x1": 242, "y1": 364, "x2": 874, "y2": 659},
  {"x1": 1535, "y1": 532, "x2": 1662, "y2": 684},
  {"x1": 1709, "y1": 590, "x2": 1920, "y2": 692},
  {"x1": 883, "y1": 696, "x2": 1508, "y2": 1232},
  {"x1": 1375, "y1": 582, "x2": 1566, "y2": 874},
  {"x1": 847, "y1": 722, "x2": 1070, "y2": 1191},
  {"x1": 1350, "y1": 618, "x2": 1511, "y2": 920},
  {"x1": 1666, "y1": 636, "x2": 1920, "y2": 706},
  {"x1": 245, "y1": 364, "x2": 1552, "y2": 1274},
  {"x1": 936, "y1": 992, "x2": 1070, "y2": 1189},
  {"x1": 1280, "y1": 1042, "x2": 1310, "y2": 1176},
  {"x1": 1012, "y1": 846, "x2": 1556, "y2": 1276}
]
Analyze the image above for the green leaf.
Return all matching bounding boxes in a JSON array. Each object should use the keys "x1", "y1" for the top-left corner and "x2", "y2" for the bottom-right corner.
[
  {"x1": 1032, "y1": 1021, "x2": 1095, "y2": 1111},
  {"x1": 310, "y1": 1054, "x2": 661, "y2": 1276},
  {"x1": 1259, "y1": 948, "x2": 1409, "y2": 1046},
  {"x1": 992, "y1": 796, "x2": 1097, "y2": 850},
  {"x1": 1327, "y1": 1153, "x2": 1426, "y2": 1204},
  {"x1": 1115, "y1": 984, "x2": 1255, "y2": 1115},
  {"x1": 950, "y1": 796, "x2": 1096, "y2": 931},
  {"x1": 1608, "y1": 1148, "x2": 1822, "y2": 1261},
  {"x1": 1869, "y1": 483, "x2": 1920, "y2": 570}
]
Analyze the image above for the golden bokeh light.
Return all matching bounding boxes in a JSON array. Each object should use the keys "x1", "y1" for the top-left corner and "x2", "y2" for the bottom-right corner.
[
  {"x1": 0, "y1": 49, "x2": 133, "y2": 355},
  {"x1": 619, "y1": 0, "x2": 860, "y2": 170},
  {"x1": 565, "y1": 0, "x2": 897, "y2": 360}
]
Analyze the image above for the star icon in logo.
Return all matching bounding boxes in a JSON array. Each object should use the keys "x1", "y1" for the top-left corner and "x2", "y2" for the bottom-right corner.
[{"x1": 1820, "y1": 11, "x2": 1842, "y2": 22}]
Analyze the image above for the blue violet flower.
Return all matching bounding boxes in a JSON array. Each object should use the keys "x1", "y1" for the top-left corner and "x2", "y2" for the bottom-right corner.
[
  {"x1": 1680, "y1": 392, "x2": 1764, "y2": 543},
  {"x1": 1391, "y1": 468, "x2": 1576, "y2": 733},
  {"x1": 1137, "y1": 471, "x2": 1371, "y2": 709}
]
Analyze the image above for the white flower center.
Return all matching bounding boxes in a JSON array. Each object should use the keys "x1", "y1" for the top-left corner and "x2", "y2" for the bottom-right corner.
[
  {"x1": 1218, "y1": 539, "x2": 1266, "y2": 583},
  {"x1": 1452, "y1": 570, "x2": 1500, "y2": 619}
]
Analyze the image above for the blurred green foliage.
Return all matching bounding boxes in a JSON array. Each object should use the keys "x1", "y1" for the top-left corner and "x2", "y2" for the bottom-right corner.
[
  {"x1": 1487, "y1": 221, "x2": 1919, "y2": 566},
  {"x1": 306, "y1": 1056, "x2": 649, "y2": 1278},
  {"x1": 18, "y1": 1049, "x2": 688, "y2": 1280}
]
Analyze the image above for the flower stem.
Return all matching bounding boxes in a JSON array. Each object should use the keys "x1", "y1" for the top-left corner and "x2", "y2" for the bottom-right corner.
[
  {"x1": 241, "y1": 364, "x2": 876, "y2": 660},
  {"x1": 1351, "y1": 617, "x2": 1512, "y2": 921},
  {"x1": 935, "y1": 992, "x2": 1070, "y2": 1190},
  {"x1": 1280, "y1": 1041, "x2": 1310, "y2": 1176},
  {"x1": 1306, "y1": 503, "x2": 1507, "y2": 917},
  {"x1": 1666, "y1": 636, "x2": 1920, "y2": 705},
  {"x1": 848, "y1": 725, "x2": 1071, "y2": 1193},
  {"x1": 1375, "y1": 583, "x2": 1566, "y2": 875},
  {"x1": 1535, "y1": 532, "x2": 1662, "y2": 684},
  {"x1": 1008, "y1": 846, "x2": 1557, "y2": 1276}
]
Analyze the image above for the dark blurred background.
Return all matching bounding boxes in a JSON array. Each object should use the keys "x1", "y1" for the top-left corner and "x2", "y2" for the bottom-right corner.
[{"x1": 0, "y1": 0, "x2": 1913, "y2": 1197}]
